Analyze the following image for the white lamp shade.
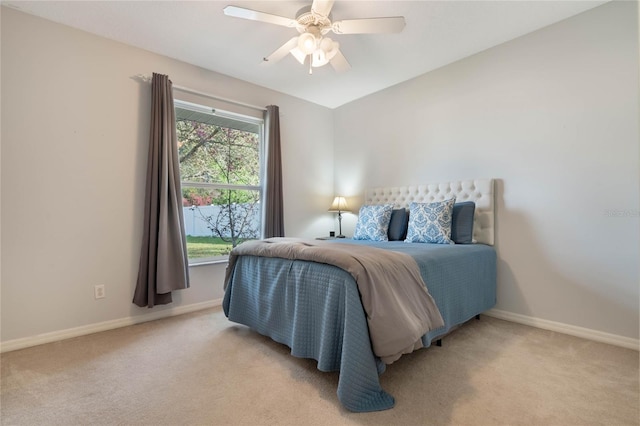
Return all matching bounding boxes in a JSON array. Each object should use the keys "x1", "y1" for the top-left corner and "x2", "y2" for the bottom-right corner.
[
  {"x1": 311, "y1": 49, "x2": 327, "y2": 67},
  {"x1": 298, "y1": 32, "x2": 317, "y2": 55},
  {"x1": 328, "y1": 196, "x2": 349, "y2": 212},
  {"x1": 312, "y1": 38, "x2": 339, "y2": 68}
]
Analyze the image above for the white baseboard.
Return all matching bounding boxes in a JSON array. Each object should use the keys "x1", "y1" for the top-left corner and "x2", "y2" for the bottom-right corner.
[
  {"x1": 485, "y1": 308, "x2": 639, "y2": 351},
  {"x1": 3, "y1": 302, "x2": 637, "y2": 353},
  {"x1": 0, "y1": 298, "x2": 223, "y2": 353}
]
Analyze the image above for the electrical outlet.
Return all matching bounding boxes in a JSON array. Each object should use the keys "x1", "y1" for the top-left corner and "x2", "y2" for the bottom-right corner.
[{"x1": 94, "y1": 285, "x2": 105, "y2": 299}]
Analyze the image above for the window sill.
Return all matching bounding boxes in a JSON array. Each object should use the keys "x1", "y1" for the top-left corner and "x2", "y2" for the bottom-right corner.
[{"x1": 188, "y1": 258, "x2": 229, "y2": 267}]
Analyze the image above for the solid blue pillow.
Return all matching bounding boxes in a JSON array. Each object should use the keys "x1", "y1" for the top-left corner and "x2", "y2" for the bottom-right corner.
[
  {"x1": 387, "y1": 208, "x2": 408, "y2": 241},
  {"x1": 451, "y1": 201, "x2": 475, "y2": 244},
  {"x1": 404, "y1": 198, "x2": 456, "y2": 244},
  {"x1": 353, "y1": 204, "x2": 394, "y2": 241}
]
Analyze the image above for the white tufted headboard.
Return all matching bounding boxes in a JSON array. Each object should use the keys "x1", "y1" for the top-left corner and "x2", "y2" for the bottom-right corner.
[{"x1": 364, "y1": 179, "x2": 495, "y2": 245}]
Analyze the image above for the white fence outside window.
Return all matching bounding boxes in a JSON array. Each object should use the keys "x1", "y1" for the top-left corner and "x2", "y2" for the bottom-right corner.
[{"x1": 183, "y1": 205, "x2": 260, "y2": 237}]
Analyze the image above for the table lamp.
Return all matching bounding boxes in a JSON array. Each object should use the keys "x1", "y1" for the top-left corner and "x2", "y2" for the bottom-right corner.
[{"x1": 328, "y1": 196, "x2": 350, "y2": 238}]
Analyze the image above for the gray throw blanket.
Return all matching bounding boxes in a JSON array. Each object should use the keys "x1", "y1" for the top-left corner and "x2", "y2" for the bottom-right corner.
[{"x1": 225, "y1": 238, "x2": 444, "y2": 364}]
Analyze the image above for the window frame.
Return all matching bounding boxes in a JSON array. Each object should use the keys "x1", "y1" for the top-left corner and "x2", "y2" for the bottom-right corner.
[{"x1": 175, "y1": 99, "x2": 265, "y2": 265}]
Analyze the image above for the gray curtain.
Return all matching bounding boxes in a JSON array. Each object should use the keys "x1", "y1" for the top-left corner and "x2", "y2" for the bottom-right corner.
[
  {"x1": 133, "y1": 73, "x2": 190, "y2": 308},
  {"x1": 263, "y1": 105, "x2": 285, "y2": 238}
]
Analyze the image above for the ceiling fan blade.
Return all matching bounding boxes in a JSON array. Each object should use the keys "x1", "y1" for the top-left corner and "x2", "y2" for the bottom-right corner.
[
  {"x1": 332, "y1": 17, "x2": 406, "y2": 34},
  {"x1": 311, "y1": 0, "x2": 335, "y2": 17},
  {"x1": 263, "y1": 37, "x2": 299, "y2": 64},
  {"x1": 329, "y1": 49, "x2": 351, "y2": 73},
  {"x1": 223, "y1": 6, "x2": 297, "y2": 28}
]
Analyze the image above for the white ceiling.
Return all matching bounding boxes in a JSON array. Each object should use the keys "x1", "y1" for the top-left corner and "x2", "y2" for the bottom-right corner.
[{"x1": 4, "y1": 0, "x2": 608, "y2": 109}]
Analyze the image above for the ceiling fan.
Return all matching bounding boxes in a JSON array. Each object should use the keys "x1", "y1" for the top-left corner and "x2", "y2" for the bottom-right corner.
[{"x1": 223, "y1": 0, "x2": 406, "y2": 74}]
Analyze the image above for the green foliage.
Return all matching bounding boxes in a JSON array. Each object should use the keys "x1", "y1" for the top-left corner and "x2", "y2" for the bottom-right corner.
[{"x1": 177, "y1": 120, "x2": 259, "y2": 190}]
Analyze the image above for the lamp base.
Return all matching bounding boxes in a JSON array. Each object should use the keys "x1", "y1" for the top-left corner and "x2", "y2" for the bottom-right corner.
[{"x1": 336, "y1": 235, "x2": 346, "y2": 238}]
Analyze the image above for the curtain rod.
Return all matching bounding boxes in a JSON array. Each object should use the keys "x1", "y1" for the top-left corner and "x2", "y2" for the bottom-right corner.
[{"x1": 133, "y1": 74, "x2": 267, "y2": 112}]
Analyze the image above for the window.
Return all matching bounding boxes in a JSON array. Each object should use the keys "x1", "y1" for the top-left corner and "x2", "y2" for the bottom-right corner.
[{"x1": 175, "y1": 100, "x2": 264, "y2": 264}]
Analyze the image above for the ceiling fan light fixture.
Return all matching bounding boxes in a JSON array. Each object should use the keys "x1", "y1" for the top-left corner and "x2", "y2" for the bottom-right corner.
[
  {"x1": 297, "y1": 32, "x2": 317, "y2": 55},
  {"x1": 319, "y1": 37, "x2": 332, "y2": 51},
  {"x1": 311, "y1": 49, "x2": 327, "y2": 67},
  {"x1": 311, "y1": 38, "x2": 339, "y2": 67},
  {"x1": 322, "y1": 38, "x2": 339, "y2": 60}
]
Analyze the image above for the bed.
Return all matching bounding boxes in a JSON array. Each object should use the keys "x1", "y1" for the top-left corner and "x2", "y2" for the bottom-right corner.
[{"x1": 222, "y1": 179, "x2": 496, "y2": 412}]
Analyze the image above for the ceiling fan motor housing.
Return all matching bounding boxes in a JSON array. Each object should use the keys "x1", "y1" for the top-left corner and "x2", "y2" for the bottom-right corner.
[{"x1": 295, "y1": 5, "x2": 332, "y2": 34}]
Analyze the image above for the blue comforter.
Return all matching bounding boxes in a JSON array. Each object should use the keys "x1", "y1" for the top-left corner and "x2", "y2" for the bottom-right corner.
[{"x1": 223, "y1": 240, "x2": 496, "y2": 412}]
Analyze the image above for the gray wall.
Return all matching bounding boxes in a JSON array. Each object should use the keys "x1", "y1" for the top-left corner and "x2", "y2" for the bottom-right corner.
[
  {"x1": 333, "y1": 2, "x2": 639, "y2": 340},
  {"x1": 1, "y1": 7, "x2": 335, "y2": 343}
]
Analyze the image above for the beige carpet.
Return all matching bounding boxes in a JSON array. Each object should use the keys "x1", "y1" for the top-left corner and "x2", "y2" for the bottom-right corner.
[{"x1": 1, "y1": 307, "x2": 638, "y2": 426}]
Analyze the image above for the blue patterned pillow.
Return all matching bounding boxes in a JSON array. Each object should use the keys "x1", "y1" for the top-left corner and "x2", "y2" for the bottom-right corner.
[
  {"x1": 405, "y1": 198, "x2": 456, "y2": 244},
  {"x1": 353, "y1": 204, "x2": 394, "y2": 241}
]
